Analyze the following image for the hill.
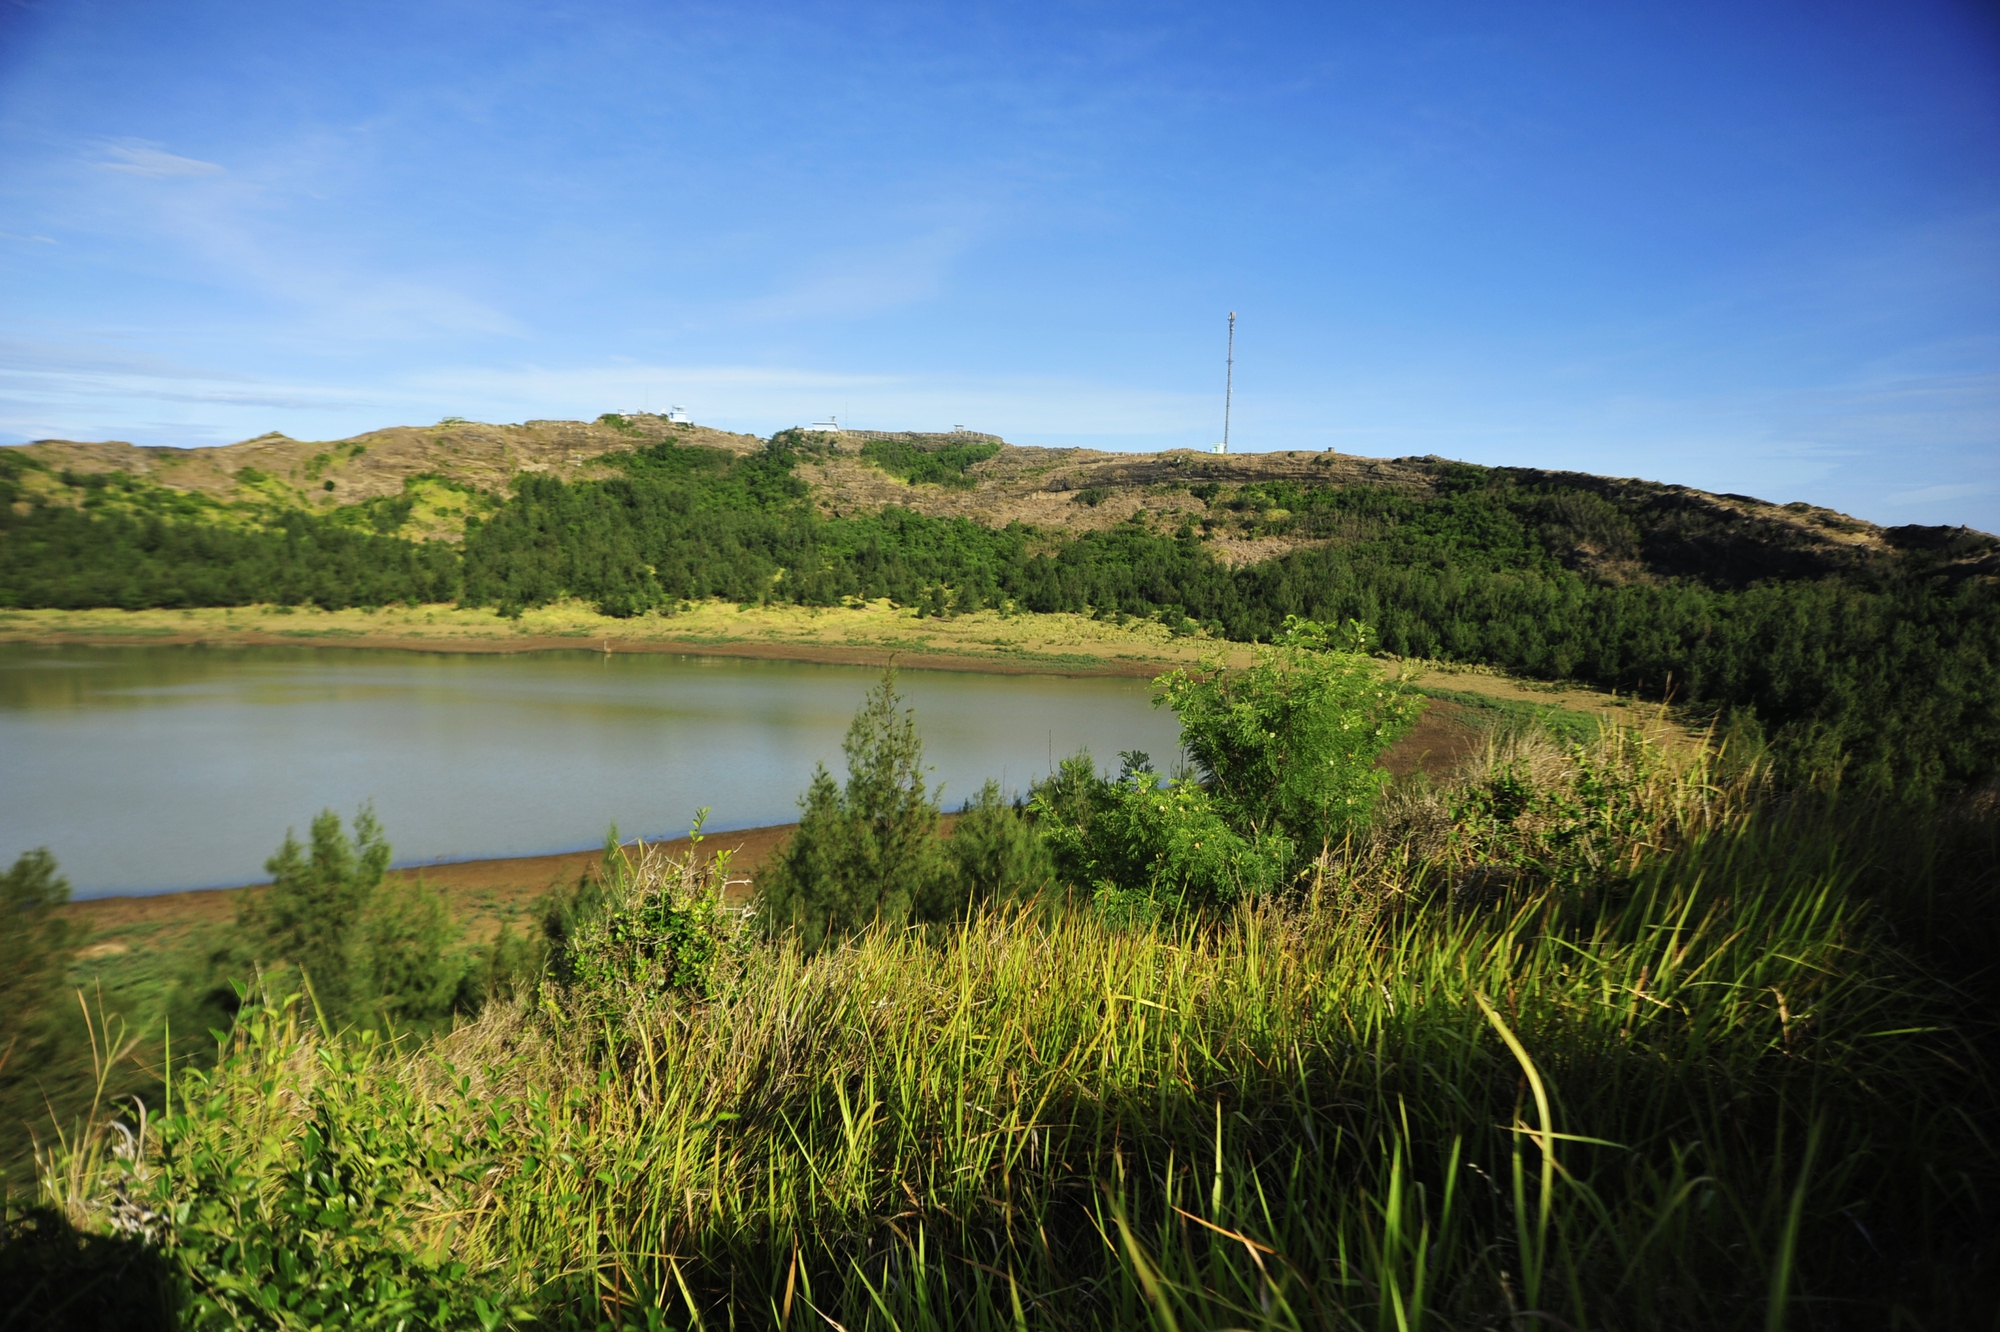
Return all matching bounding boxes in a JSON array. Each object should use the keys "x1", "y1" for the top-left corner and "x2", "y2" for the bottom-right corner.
[
  {"x1": 14, "y1": 416, "x2": 1997, "y2": 584},
  {"x1": 8, "y1": 423, "x2": 2000, "y2": 1327},
  {"x1": 5, "y1": 415, "x2": 1998, "y2": 796}
]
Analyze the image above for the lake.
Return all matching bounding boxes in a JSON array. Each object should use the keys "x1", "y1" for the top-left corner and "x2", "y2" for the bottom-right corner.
[{"x1": 0, "y1": 644, "x2": 1183, "y2": 898}]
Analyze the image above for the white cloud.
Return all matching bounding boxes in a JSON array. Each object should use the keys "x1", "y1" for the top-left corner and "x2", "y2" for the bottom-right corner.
[
  {"x1": 1881, "y1": 482, "x2": 1992, "y2": 508},
  {"x1": 98, "y1": 143, "x2": 226, "y2": 178}
]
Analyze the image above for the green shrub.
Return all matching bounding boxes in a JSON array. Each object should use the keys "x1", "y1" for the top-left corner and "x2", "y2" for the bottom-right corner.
[
  {"x1": 916, "y1": 780, "x2": 1054, "y2": 922},
  {"x1": 115, "y1": 993, "x2": 500, "y2": 1328},
  {"x1": 231, "y1": 808, "x2": 468, "y2": 1032},
  {"x1": 363, "y1": 875, "x2": 464, "y2": 1028},
  {"x1": 860, "y1": 437, "x2": 1001, "y2": 488},
  {"x1": 1031, "y1": 755, "x2": 1290, "y2": 918},
  {"x1": 550, "y1": 815, "x2": 746, "y2": 1008},
  {"x1": 0, "y1": 849, "x2": 77, "y2": 1066},
  {"x1": 1157, "y1": 616, "x2": 1420, "y2": 856},
  {"x1": 1034, "y1": 618, "x2": 1422, "y2": 917},
  {"x1": 759, "y1": 672, "x2": 945, "y2": 948}
]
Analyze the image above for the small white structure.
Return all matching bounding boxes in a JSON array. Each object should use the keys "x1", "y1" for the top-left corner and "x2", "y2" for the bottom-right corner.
[
  {"x1": 1211, "y1": 442, "x2": 1227, "y2": 454},
  {"x1": 806, "y1": 416, "x2": 843, "y2": 433},
  {"x1": 666, "y1": 405, "x2": 692, "y2": 424}
]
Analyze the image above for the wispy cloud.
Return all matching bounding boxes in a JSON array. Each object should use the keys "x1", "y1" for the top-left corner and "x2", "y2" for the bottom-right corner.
[
  {"x1": 0, "y1": 335, "x2": 390, "y2": 441},
  {"x1": 98, "y1": 142, "x2": 226, "y2": 178},
  {"x1": 0, "y1": 231, "x2": 57, "y2": 244},
  {"x1": 732, "y1": 229, "x2": 973, "y2": 323},
  {"x1": 1881, "y1": 482, "x2": 1992, "y2": 508}
]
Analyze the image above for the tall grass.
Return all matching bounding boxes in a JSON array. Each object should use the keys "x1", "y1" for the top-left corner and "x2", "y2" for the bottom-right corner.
[{"x1": 33, "y1": 726, "x2": 1999, "y2": 1329}]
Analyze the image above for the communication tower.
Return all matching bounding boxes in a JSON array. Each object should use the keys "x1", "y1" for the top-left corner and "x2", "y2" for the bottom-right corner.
[{"x1": 1213, "y1": 311, "x2": 1236, "y2": 454}]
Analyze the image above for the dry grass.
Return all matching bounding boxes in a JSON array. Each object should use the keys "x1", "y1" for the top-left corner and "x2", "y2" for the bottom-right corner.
[
  {"x1": 0, "y1": 599, "x2": 1256, "y2": 677},
  {"x1": 34, "y1": 720, "x2": 1995, "y2": 1329}
]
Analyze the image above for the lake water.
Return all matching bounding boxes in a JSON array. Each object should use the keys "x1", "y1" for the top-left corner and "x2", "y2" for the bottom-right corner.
[{"x1": 0, "y1": 645, "x2": 1183, "y2": 899}]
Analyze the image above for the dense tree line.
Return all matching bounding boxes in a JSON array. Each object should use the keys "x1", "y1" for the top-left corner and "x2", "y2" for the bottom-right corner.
[
  {"x1": 4, "y1": 437, "x2": 1994, "y2": 796},
  {"x1": 0, "y1": 501, "x2": 462, "y2": 609}
]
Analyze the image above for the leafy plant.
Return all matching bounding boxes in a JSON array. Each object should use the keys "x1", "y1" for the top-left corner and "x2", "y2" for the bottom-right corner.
[
  {"x1": 860, "y1": 437, "x2": 1001, "y2": 489},
  {"x1": 229, "y1": 808, "x2": 468, "y2": 1032},
  {"x1": 1155, "y1": 616, "x2": 1420, "y2": 854},
  {"x1": 915, "y1": 779, "x2": 1054, "y2": 921},
  {"x1": 1031, "y1": 757, "x2": 1290, "y2": 919},
  {"x1": 104, "y1": 990, "x2": 501, "y2": 1329},
  {"x1": 0, "y1": 849, "x2": 78, "y2": 1076},
  {"x1": 551, "y1": 813, "x2": 747, "y2": 1007},
  {"x1": 759, "y1": 671, "x2": 946, "y2": 948}
]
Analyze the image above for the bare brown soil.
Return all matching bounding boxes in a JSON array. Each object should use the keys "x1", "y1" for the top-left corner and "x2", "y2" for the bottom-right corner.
[{"x1": 1379, "y1": 697, "x2": 1486, "y2": 778}]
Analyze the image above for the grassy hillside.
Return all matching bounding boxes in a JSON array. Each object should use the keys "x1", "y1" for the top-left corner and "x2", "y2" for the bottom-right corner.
[
  {"x1": 5, "y1": 419, "x2": 1997, "y2": 797},
  {"x1": 18, "y1": 711, "x2": 1998, "y2": 1329}
]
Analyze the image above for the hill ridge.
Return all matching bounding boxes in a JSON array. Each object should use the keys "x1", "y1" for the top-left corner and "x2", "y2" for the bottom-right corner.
[{"x1": 13, "y1": 414, "x2": 1996, "y2": 585}]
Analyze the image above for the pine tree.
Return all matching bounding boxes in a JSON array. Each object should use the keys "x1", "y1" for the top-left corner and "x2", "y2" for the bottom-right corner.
[
  {"x1": 760, "y1": 672, "x2": 943, "y2": 949},
  {"x1": 240, "y1": 807, "x2": 392, "y2": 1022}
]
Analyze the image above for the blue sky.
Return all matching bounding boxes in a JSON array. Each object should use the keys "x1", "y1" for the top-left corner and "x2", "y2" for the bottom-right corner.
[{"x1": 2, "y1": 0, "x2": 1996, "y2": 530}]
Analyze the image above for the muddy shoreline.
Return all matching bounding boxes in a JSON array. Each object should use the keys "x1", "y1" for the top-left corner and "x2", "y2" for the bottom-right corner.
[
  {"x1": 61, "y1": 822, "x2": 805, "y2": 939},
  {"x1": 60, "y1": 699, "x2": 1491, "y2": 938},
  {"x1": 5, "y1": 627, "x2": 1182, "y2": 678}
]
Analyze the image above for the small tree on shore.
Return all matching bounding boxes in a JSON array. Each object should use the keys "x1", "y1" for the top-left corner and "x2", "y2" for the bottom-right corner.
[
  {"x1": 234, "y1": 806, "x2": 464, "y2": 1029},
  {"x1": 0, "y1": 848, "x2": 78, "y2": 1074},
  {"x1": 1155, "y1": 616, "x2": 1420, "y2": 850},
  {"x1": 918, "y1": 780, "x2": 1054, "y2": 921},
  {"x1": 761, "y1": 671, "x2": 944, "y2": 949},
  {"x1": 1034, "y1": 617, "x2": 1421, "y2": 918}
]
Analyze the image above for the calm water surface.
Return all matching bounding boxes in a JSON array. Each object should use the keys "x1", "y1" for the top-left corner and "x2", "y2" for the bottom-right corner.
[{"x1": 0, "y1": 645, "x2": 1182, "y2": 898}]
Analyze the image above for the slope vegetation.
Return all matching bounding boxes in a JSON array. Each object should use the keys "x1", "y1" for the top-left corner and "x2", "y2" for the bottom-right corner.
[{"x1": 4, "y1": 418, "x2": 1997, "y2": 795}]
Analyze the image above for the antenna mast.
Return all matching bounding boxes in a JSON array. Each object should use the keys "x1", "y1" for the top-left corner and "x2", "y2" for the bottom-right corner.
[{"x1": 1222, "y1": 311, "x2": 1236, "y2": 454}]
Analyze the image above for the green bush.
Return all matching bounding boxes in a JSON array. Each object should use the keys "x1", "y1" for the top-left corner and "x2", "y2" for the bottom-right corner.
[
  {"x1": 759, "y1": 672, "x2": 945, "y2": 948},
  {"x1": 860, "y1": 437, "x2": 1001, "y2": 488},
  {"x1": 135, "y1": 993, "x2": 500, "y2": 1329},
  {"x1": 1156, "y1": 616, "x2": 1420, "y2": 858},
  {"x1": 916, "y1": 780, "x2": 1054, "y2": 921},
  {"x1": 230, "y1": 808, "x2": 468, "y2": 1032},
  {"x1": 550, "y1": 816, "x2": 745, "y2": 1008},
  {"x1": 1031, "y1": 755, "x2": 1290, "y2": 918},
  {"x1": 1033, "y1": 619, "x2": 1420, "y2": 917},
  {"x1": 0, "y1": 848, "x2": 77, "y2": 1067}
]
